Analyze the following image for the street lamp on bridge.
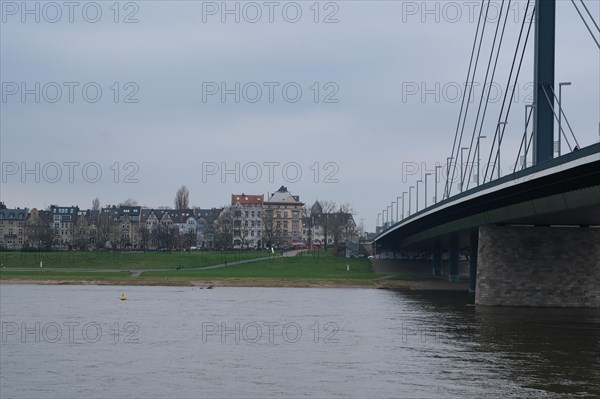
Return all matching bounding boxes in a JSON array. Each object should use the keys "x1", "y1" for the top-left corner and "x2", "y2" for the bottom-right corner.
[
  {"x1": 424, "y1": 173, "x2": 432, "y2": 208},
  {"x1": 434, "y1": 165, "x2": 441, "y2": 203},
  {"x1": 496, "y1": 121, "x2": 508, "y2": 179},
  {"x1": 402, "y1": 191, "x2": 407, "y2": 220},
  {"x1": 460, "y1": 147, "x2": 468, "y2": 192},
  {"x1": 416, "y1": 179, "x2": 423, "y2": 212},
  {"x1": 391, "y1": 201, "x2": 396, "y2": 224},
  {"x1": 477, "y1": 135, "x2": 486, "y2": 185},
  {"x1": 445, "y1": 156, "x2": 453, "y2": 199},
  {"x1": 409, "y1": 186, "x2": 414, "y2": 216},
  {"x1": 558, "y1": 82, "x2": 571, "y2": 157}
]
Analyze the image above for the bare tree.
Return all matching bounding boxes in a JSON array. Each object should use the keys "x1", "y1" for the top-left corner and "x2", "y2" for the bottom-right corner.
[
  {"x1": 320, "y1": 200, "x2": 337, "y2": 214},
  {"x1": 92, "y1": 197, "x2": 100, "y2": 211},
  {"x1": 320, "y1": 201, "x2": 336, "y2": 250},
  {"x1": 119, "y1": 198, "x2": 138, "y2": 206},
  {"x1": 214, "y1": 207, "x2": 234, "y2": 250},
  {"x1": 181, "y1": 230, "x2": 197, "y2": 250},
  {"x1": 95, "y1": 212, "x2": 120, "y2": 249},
  {"x1": 302, "y1": 205, "x2": 314, "y2": 247},
  {"x1": 153, "y1": 222, "x2": 179, "y2": 251},
  {"x1": 139, "y1": 225, "x2": 150, "y2": 251},
  {"x1": 174, "y1": 185, "x2": 190, "y2": 210}
]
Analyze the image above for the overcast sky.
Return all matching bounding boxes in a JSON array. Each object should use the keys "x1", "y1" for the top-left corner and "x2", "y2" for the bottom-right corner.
[{"x1": 1, "y1": 0, "x2": 599, "y2": 231}]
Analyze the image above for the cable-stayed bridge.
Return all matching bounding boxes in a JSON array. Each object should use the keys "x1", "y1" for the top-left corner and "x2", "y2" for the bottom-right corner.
[{"x1": 372, "y1": 0, "x2": 600, "y2": 307}]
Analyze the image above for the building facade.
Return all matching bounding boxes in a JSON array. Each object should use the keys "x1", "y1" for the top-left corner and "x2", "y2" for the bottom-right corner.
[
  {"x1": 231, "y1": 193, "x2": 264, "y2": 249},
  {"x1": 263, "y1": 186, "x2": 303, "y2": 247},
  {"x1": 0, "y1": 203, "x2": 28, "y2": 250}
]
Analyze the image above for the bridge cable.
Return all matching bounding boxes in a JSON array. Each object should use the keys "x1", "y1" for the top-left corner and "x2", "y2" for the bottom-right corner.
[
  {"x1": 570, "y1": 0, "x2": 600, "y2": 49},
  {"x1": 540, "y1": 85, "x2": 578, "y2": 150},
  {"x1": 483, "y1": 3, "x2": 534, "y2": 181},
  {"x1": 523, "y1": 117, "x2": 535, "y2": 166},
  {"x1": 464, "y1": 0, "x2": 513, "y2": 192},
  {"x1": 579, "y1": 0, "x2": 600, "y2": 33},
  {"x1": 446, "y1": 0, "x2": 491, "y2": 198},
  {"x1": 484, "y1": 3, "x2": 535, "y2": 182},
  {"x1": 513, "y1": 104, "x2": 535, "y2": 171},
  {"x1": 444, "y1": 0, "x2": 487, "y2": 199},
  {"x1": 547, "y1": 86, "x2": 580, "y2": 148}
]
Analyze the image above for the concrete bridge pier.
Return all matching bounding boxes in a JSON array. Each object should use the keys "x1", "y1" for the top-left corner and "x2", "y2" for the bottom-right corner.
[
  {"x1": 475, "y1": 225, "x2": 600, "y2": 307},
  {"x1": 448, "y1": 235, "x2": 460, "y2": 282},
  {"x1": 433, "y1": 240, "x2": 442, "y2": 276},
  {"x1": 469, "y1": 228, "x2": 479, "y2": 294}
]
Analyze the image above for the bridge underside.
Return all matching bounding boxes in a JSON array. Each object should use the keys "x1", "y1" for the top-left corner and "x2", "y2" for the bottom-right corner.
[{"x1": 374, "y1": 147, "x2": 600, "y2": 307}]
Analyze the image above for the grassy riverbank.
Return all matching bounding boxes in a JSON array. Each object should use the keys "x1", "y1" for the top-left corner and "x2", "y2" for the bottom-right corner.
[
  {"x1": 0, "y1": 250, "x2": 271, "y2": 269},
  {"x1": 0, "y1": 251, "x2": 469, "y2": 290}
]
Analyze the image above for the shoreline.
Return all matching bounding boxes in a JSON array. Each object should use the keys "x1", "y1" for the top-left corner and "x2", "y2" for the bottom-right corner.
[{"x1": 0, "y1": 278, "x2": 469, "y2": 291}]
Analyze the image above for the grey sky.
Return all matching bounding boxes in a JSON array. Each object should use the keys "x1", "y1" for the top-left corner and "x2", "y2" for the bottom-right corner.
[{"x1": 1, "y1": 0, "x2": 599, "y2": 231}]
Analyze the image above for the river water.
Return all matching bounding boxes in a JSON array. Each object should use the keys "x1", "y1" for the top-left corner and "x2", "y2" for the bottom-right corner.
[{"x1": 0, "y1": 285, "x2": 598, "y2": 398}]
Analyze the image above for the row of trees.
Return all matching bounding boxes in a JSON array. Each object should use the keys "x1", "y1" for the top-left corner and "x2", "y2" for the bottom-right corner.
[{"x1": 90, "y1": 185, "x2": 191, "y2": 213}]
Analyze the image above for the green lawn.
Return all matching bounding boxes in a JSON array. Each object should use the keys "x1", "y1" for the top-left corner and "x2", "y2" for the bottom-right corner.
[
  {"x1": 0, "y1": 250, "x2": 378, "y2": 285},
  {"x1": 0, "y1": 269, "x2": 131, "y2": 280},
  {"x1": 141, "y1": 254, "x2": 374, "y2": 280},
  {"x1": 0, "y1": 250, "x2": 273, "y2": 270}
]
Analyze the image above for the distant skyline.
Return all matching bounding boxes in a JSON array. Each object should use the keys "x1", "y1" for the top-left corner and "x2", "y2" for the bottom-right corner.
[{"x1": 2, "y1": 0, "x2": 599, "y2": 231}]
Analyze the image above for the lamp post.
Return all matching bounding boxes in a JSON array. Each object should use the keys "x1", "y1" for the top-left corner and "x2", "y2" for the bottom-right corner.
[
  {"x1": 424, "y1": 173, "x2": 432, "y2": 208},
  {"x1": 497, "y1": 121, "x2": 508, "y2": 179},
  {"x1": 460, "y1": 147, "x2": 468, "y2": 192},
  {"x1": 409, "y1": 186, "x2": 414, "y2": 216},
  {"x1": 391, "y1": 201, "x2": 396, "y2": 224},
  {"x1": 558, "y1": 82, "x2": 571, "y2": 157},
  {"x1": 396, "y1": 197, "x2": 401, "y2": 222},
  {"x1": 523, "y1": 104, "x2": 533, "y2": 168},
  {"x1": 416, "y1": 179, "x2": 422, "y2": 212},
  {"x1": 434, "y1": 165, "x2": 441, "y2": 203},
  {"x1": 402, "y1": 191, "x2": 407, "y2": 220},
  {"x1": 477, "y1": 136, "x2": 486, "y2": 185},
  {"x1": 377, "y1": 213, "x2": 381, "y2": 230},
  {"x1": 445, "y1": 157, "x2": 453, "y2": 199}
]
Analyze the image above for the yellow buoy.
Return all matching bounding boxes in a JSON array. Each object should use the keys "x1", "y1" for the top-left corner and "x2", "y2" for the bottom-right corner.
[{"x1": 121, "y1": 292, "x2": 126, "y2": 301}]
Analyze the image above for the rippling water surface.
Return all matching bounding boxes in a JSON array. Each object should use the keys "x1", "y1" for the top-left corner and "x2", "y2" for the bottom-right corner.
[{"x1": 1, "y1": 285, "x2": 598, "y2": 398}]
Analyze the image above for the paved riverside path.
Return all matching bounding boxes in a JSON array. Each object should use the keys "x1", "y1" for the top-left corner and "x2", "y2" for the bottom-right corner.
[
  {"x1": 128, "y1": 252, "x2": 297, "y2": 277},
  {"x1": 2, "y1": 250, "x2": 305, "y2": 278}
]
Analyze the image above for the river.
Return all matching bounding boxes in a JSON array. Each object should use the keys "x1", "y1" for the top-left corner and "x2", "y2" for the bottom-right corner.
[{"x1": 1, "y1": 285, "x2": 598, "y2": 398}]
